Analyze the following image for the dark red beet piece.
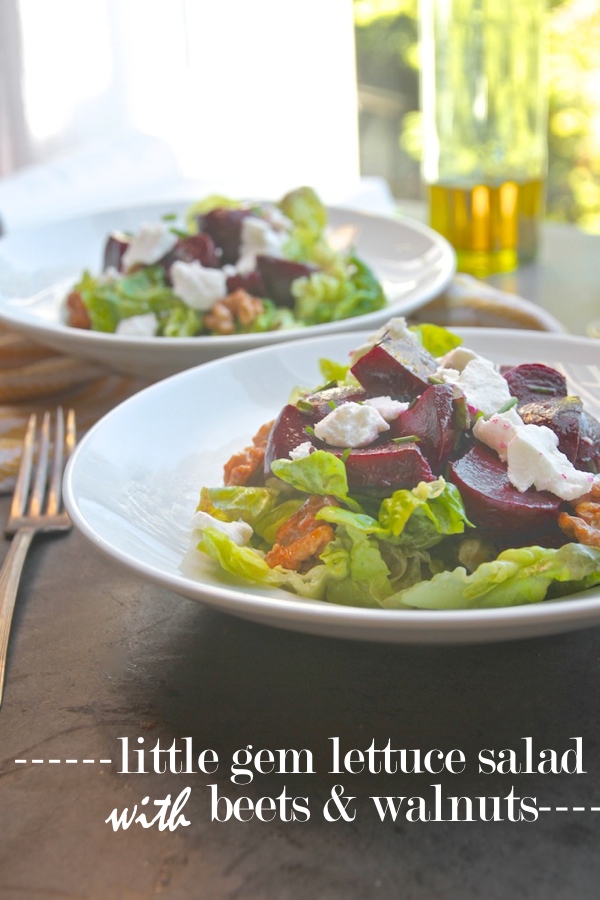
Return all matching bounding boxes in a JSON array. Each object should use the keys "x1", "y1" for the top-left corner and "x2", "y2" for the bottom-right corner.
[
  {"x1": 264, "y1": 404, "x2": 319, "y2": 473},
  {"x1": 447, "y1": 444, "x2": 562, "y2": 539},
  {"x1": 350, "y1": 335, "x2": 438, "y2": 401},
  {"x1": 503, "y1": 363, "x2": 568, "y2": 407},
  {"x1": 160, "y1": 233, "x2": 221, "y2": 279},
  {"x1": 256, "y1": 255, "x2": 319, "y2": 308},
  {"x1": 389, "y1": 384, "x2": 465, "y2": 472},
  {"x1": 578, "y1": 411, "x2": 600, "y2": 473},
  {"x1": 225, "y1": 270, "x2": 266, "y2": 297},
  {"x1": 518, "y1": 396, "x2": 583, "y2": 464},
  {"x1": 340, "y1": 442, "x2": 434, "y2": 492},
  {"x1": 198, "y1": 208, "x2": 251, "y2": 265},
  {"x1": 103, "y1": 232, "x2": 130, "y2": 271},
  {"x1": 304, "y1": 385, "x2": 369, "y2": 417}
]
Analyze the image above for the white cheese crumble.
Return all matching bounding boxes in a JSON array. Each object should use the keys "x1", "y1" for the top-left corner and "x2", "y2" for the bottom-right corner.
[
  {"x1": 236, "y1": 216, "x2": 289, "y2": 274},
  {"x1": 170, "y1": 260, "x2": 227, "y2": 310},
  {"x1": 192, "y1": 510, "x2": 253, "y2": 546},
  {"x1": 115, "y1": 313, "x2": 159, "y2": 337},
  {"x1": 474, "y1": 411, "x2": 594, "y2": 501},
  {"x1": 437, "y1": 356, "x2": 513, "y2": 417},
  {"x1": 506, "y1": 424, "x2": 594, "y2": 501},
  {"x1": 472, "y1": 409, "x2": 522, "y2": 462},
  {"x1": 364, "y1": 396, "x2": 409, "y2": 421},
  {"x1": 121, "y1": 222, "x2": 178, "y2": 270},
  {"x1": 437, "y1": 345, "x2": 481, "y2": 372},
  {"x1": 289, "y1": 441, "x2": 314, "y2": 461},
  {"x1": 314, "y1": 402, "x2": 389, "y2": 448}
]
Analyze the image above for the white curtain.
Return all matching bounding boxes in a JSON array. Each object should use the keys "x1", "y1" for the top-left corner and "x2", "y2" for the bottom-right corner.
[{"x1": 0, "y1": 0, "x2": 360, "y2": 200}]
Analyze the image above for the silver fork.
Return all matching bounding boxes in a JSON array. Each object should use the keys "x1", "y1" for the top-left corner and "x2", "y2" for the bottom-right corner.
[{"x1": 0, "y1": 408, "x2": 76, "y2": 707}]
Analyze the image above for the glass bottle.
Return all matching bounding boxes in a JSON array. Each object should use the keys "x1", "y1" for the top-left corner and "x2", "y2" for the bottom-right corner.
[{"x1": 419, "y1": 0, "x2": 548, "y2": 276}]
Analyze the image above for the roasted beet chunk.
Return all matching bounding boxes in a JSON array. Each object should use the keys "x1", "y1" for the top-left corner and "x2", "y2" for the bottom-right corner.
[
  {"x1": 389, "y1": 384, "x2": 466, "y2": 472},
  {"x1": 103, "y1": 232, "x2": 130, "y2": 271},
  {"x1": 340, "y1": 442, "x2": 434, "y2": 492},
  {"x1": 503, "y1": 363, "x2": 568, "y2": 407},
  {"x1": 197, "y1": 208, "x2": 251, "y2": 265},
  {"x1": 447, "y1": 443, "x2": 562, "y2": 540},
  {"x1": 304, "y1": 384, "x2": 369, "y2": 417},
  {"x1": 578, "y1": 411, "x2": 600, "y2": 473},
  {"x1": 264, "y1": 404, "x2": 319, "y2": 473},
  {"x1": 225, "y1": 270, "x2": 266, "y2": 297},
  {"x1": 160, "y1": 233, "x2": 221, "y2": 278},
  {"x1": 518, "y1": 396, "x2": 584, "y2": 464},
  {"x1": 350, "y1": 335, "x2": 438, "y2": 401},
  {"x1": 256, "y1": 255, "x2": 319, "y2": 308}
]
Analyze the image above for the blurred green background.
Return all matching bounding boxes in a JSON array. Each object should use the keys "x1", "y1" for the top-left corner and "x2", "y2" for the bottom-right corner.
[{"x1": 354, "y1": 0, "x2": 600, "y2": 233}]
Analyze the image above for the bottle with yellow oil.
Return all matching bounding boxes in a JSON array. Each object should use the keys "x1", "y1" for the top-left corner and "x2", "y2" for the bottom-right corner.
[{"x1": 419, "y1": 0, "x2": 548, "y2": 277}]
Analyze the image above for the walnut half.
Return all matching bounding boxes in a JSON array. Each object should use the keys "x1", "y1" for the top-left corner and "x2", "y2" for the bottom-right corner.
[{"x1": 204, "y1": 289, "x2": 264, "y2": 335}]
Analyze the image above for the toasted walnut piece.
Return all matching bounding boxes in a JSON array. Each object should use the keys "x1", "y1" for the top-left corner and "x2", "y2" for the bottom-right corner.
[
  {"x1": 265, "y1": 523, "x2": 335, "y2": 570},
  {"x1": 204, "y1": 300, "x2": 235, "y2": 335},
  {"x1": 265, "y1": 495, "x2": 338, "y2": 570},
  {"x1": 204, "y1": 289, "x2": 264, "y2": 335},
  {"x1": 65, "y1": 291, "x2": 91, "y2": 330},
  {"x1": 224, "y1": 289, "x2": 264, "y2": 327},
  {"x1": 559, "y1": 511, "x2": 600, "y2": 548},
  {"x1": 223, "y1": 420, "x2": 274, "y2": 486}
]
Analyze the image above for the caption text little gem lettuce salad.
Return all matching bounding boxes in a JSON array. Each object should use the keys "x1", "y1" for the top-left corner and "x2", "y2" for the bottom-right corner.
[
  {"x1": 192, "y1": 319, "x2": 600, "y2": 610},
  {"x1": 64, "y1": 187, "x2": 386, "y2": 338}
]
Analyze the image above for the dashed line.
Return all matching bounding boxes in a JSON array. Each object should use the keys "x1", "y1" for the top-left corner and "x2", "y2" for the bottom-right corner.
[{"x1": 15, "y1": 758, "x2": 112, "y2": 765}]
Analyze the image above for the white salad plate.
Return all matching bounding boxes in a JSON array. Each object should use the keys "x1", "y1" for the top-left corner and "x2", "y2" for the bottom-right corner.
[
  {"x1": 0, "y1": 201, "x2": 455, "y2": 380},
  {"x1": 63, "y1": 326, "x2": 600, "y2": 645}
]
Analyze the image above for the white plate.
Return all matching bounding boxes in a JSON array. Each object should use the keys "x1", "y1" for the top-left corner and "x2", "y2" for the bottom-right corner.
[
  {"x1": 0, "y1": 202, "x2": 455, "y2": 380},
  {"x1": 63, "y1": 327, "x2": 600, "y2": 645}
]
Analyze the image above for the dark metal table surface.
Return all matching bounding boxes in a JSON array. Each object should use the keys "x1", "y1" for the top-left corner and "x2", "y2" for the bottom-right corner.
[{"x1": 1, "y1": 221, "x2": 600, "y2": 900}]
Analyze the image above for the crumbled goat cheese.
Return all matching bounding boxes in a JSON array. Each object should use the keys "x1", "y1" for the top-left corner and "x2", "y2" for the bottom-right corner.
[
  {"x1": 314, "y1": 402, "x2": 389, "y2": 448},
  {"x1": 121, "y1": 222, "x2": 177, "y2": 270},
  {"x1": 472, "y1": 409, "x2": 523, "y2": 462},
  {"x1": 170, "y1": 260, "x2": 227, "y2": 310},
  {"x1": 236, "y1": 216, "x2": 289, "y2": 274},
  {"x1": 289, "y1": 441, "x2": 314, "y2": 460},
  {"x1": 437, "y1": 345, "x2": 481, "y2": 372},
  {"x1": 506, "y1": 424, "x2": 595, "y2": 501},
  {"x1": 192, "y1": 510, "x2": 253, "y2": 546},
  {"x1": 349, "y1": 317, "x2": 416, "y2": 364},
  {"x1": 437, "y1": 356, "x2": 513, "y2": 417},
  {"x1": 364, "y1": 396, "x2": 409, "y2": 421},
  {"x1": 474, "y1": 411, "x2": 594, "y2": 501},
  {"x1": 115, "y1": 313, "x2": 159, "y2": 337}
]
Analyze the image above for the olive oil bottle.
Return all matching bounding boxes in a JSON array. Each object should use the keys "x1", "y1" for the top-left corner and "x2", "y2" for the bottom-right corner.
[{"x1": 419, "y1": 0, "x2": 548, "y2": 276}]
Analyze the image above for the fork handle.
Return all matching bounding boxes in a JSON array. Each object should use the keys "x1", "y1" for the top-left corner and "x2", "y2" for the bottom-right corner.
[{"x1": 0, "y1": 526, "x2": 36, "y2": 707}]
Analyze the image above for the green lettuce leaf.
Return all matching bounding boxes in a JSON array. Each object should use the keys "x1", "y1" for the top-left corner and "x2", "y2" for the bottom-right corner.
[
  {"x1": 74, "y1": 266, "x2": 184, "y2": 334},
  {"x1": 382, "y1": 543, "x2": 600, "y2": 610},
  {"x1": 270, "y1": 450, "x2": 362, "y2": 511},
  {"x1": 409, "y1": 323, "x2": 462, "y2": 357},
  {"x1": 291, "y1": 254, "x2": 386, "y2": 326}
]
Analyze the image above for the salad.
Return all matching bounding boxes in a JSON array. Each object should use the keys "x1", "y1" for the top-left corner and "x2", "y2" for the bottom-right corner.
[
  {"x1": 64, "y1": 187, "x2": 386, "y2": 338},
  {"x1": 191, "y1": 319, "x2": 600, "y2": 610}
]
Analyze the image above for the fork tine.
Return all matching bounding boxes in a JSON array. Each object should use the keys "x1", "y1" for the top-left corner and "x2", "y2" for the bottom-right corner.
[
  {"x1": 46, "y1": 408, "x2": 76, "y2": 516},
  {"x1": 46, "y1": 408, "x2": 65, "y2": 517},
  {"x1": 65, "y1": 408, "x2": 77, "y2": 460},
  {"x1": 9, "y1": 414, "x2": 37, "y2": 521},
  {"x1": 29, "y1": 411, "x2": 51, "y2": 519}
]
